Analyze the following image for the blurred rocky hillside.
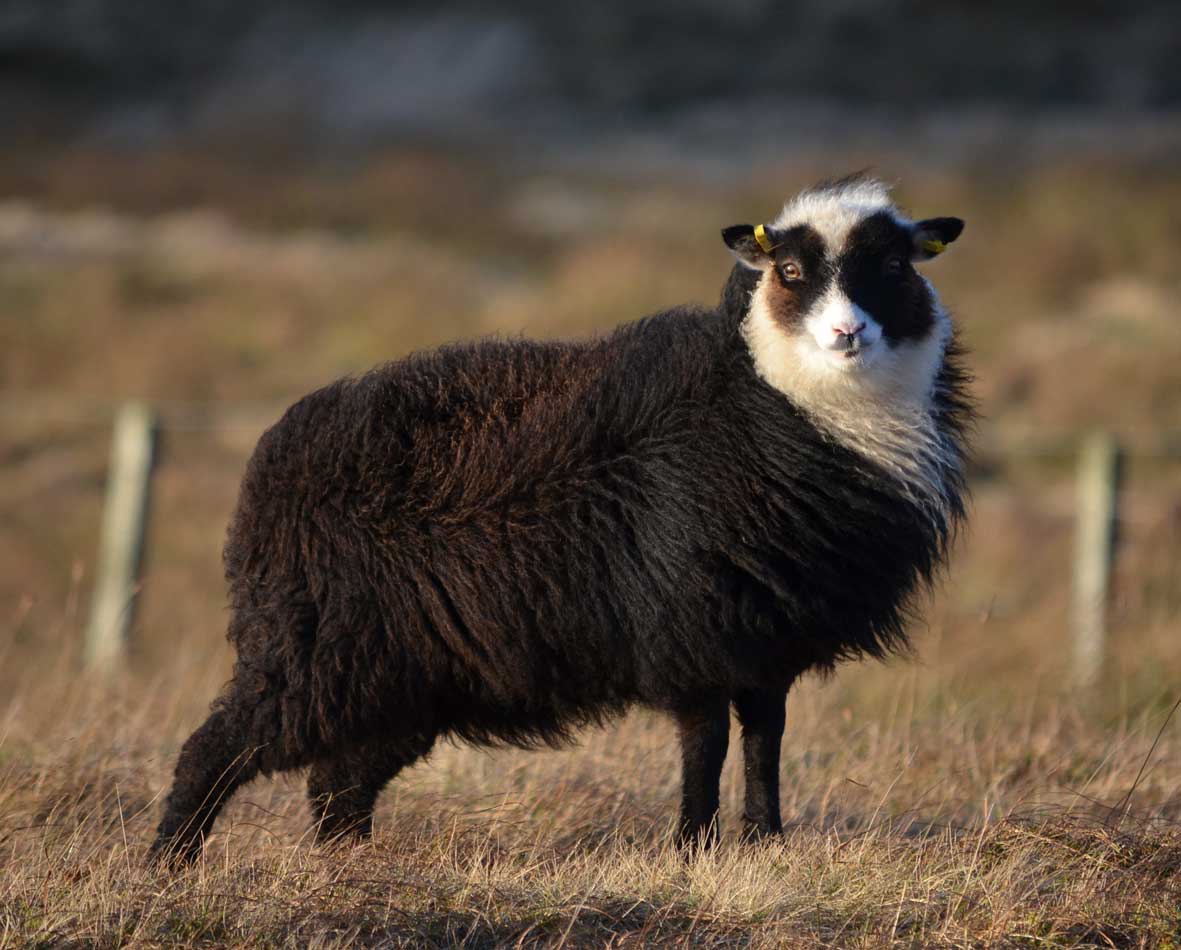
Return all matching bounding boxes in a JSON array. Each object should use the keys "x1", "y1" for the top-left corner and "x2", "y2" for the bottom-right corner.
[{"x1": 4, "y1": 1, "x2": 1180, "y2": 146}]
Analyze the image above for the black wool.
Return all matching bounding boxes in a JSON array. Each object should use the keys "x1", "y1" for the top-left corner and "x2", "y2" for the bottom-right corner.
[{"x1": 150, "y1": 258, "x2": 972, "y2": 865}]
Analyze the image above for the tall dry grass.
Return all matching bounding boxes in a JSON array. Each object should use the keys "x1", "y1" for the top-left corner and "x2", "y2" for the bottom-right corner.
[
  {"x1": 2, "y1": 615, "x2": 1178, "y2": 947},
  {"x1": 2, "y1": 146, "x2": 1180, "y2": 946}
]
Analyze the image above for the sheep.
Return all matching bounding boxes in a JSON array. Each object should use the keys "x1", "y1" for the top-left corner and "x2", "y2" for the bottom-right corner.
[{"x1": 149, "y1": 175, "x2": 971, "y2": 866}]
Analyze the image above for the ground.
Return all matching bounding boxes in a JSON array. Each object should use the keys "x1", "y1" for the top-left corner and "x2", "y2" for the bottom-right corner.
[{"x1": 1, "y1": 146, "x2": 1179, "y2": 947}]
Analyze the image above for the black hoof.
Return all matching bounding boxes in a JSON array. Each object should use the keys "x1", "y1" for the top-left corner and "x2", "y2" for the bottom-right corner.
[
  {"x1": 146, "y1": 832, "x2": 203, "y2": 870},
  {"x1": 675, "y1": 822, "x2": 720, "y2": 854},
  {"x1": 740, "y1": 821, "x2": 784, "y2": 845},
  {"x1": 312, "y1": 818, "x2": 373, "y2": 847}
]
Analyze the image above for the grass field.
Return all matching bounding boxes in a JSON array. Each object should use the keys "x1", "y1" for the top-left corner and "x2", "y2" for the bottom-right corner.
[{"x1": 1, "y1": 145, "x2": 1179, "y2": 946}]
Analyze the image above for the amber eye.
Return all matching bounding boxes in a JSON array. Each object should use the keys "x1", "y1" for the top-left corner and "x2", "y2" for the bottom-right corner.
[
  {"x1": 884, "y1": 255, "x2": 904, "y2": 276},
  {"x1": 779, "y1": 260, "x2": 803, "y2": 281}
]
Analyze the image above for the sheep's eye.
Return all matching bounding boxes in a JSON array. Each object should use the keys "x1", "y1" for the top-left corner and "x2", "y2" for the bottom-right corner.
[
  {"x1": 779, "y1": 261, "x2": 802, "y2": 281},
  {"x1": 884, "y1": 255, "x2": 904, "y2": 276}
]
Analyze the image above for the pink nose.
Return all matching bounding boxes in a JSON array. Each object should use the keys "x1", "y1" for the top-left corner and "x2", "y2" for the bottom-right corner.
[{"x1": 832, "y1": 321, "x2": 866, "y2": 338}]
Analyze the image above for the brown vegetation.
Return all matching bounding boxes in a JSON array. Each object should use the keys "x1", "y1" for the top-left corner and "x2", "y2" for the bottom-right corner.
[{"x1": 1, "y1": 147, "x2": 1179, "y2": 946}]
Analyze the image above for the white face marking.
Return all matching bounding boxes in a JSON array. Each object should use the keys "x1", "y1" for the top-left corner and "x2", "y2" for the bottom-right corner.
[
  {"x1": 739, "y1": 180, "x2": 961, "y2": 514},
  {"x1": 771, "y1": 178, "x2": 899, "y2": 254},
  {"x1": 804, "y1": 286, "x2": 884, "y2": 367},
  {"x1": 744, "y1": 279, "x2": 948, "y2": 411}
]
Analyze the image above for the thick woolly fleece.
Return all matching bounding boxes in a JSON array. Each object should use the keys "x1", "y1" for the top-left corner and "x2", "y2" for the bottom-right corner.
[{"x1": 150, "y1": 260, "x2": 972, "y2": 864}]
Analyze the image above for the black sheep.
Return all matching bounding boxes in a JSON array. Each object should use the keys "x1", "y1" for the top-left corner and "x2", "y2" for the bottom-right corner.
[{"x1": 150, "y1": 176, "x2": 972, "y2": 865}]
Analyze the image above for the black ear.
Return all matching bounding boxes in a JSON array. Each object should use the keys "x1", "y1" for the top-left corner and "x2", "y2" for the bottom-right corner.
[
  {"x1": 722, "y1": 224, "x2": 774, "y2": 270},
  {"x1": 911, "y1": 217, "x2": 965, "y2": 261}
]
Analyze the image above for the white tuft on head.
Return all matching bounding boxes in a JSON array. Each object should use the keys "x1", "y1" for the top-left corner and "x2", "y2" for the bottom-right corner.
[{"x1": 772, "y1": 177, "x2": 899, "y2": 252}]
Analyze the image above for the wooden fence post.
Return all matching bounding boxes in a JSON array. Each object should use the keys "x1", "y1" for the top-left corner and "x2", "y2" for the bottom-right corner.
[
  {"x1": 1072, "y1": 430, "x2": 1119, "y2": 688},
  {"x1": 85, "y1": 401, "x2": 157, "y2": 670}
]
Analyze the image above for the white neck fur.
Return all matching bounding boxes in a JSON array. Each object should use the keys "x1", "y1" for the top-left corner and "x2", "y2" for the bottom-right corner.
[{"x1": 741, "y1": 275, "x2": 960, "y2": 516}]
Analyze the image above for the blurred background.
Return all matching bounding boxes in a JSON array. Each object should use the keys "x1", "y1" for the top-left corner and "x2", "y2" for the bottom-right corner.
[
  {"x1": 4, "y1": 9, "x2": 1181, "y2": 943},
  {"x1": 2, "y1": 0, "x2": 1180, "y2": 729}
]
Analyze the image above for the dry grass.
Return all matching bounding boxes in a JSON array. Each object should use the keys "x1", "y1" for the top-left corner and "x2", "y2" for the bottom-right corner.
[
  {"x1": 2, "y1": 624, "x2": 1179, "y2": 948},
  {"x1": 2, "y1": 145, "x2": 1181, "y2": 946}
]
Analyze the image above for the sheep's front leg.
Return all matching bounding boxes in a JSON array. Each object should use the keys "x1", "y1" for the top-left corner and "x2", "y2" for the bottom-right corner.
[
  {"x1": 674, "y1": 697, "x2": 730, "y2": 848},
  {"x1": 733, "y1": 686, "x2": 788, "y2": 840}
]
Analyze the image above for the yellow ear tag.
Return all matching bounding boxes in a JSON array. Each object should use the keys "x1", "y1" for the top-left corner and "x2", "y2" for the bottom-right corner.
[
  {"x1": 754, "y1": 224, "x2": 776, "y2": 254},
  {"x1": 921, "y1": 238, "x2": 947, "y2": 256}
]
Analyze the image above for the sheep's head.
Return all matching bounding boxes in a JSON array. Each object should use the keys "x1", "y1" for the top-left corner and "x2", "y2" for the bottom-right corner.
[{"x1": 724, "y1": 177, "x2": 963, "y2": 411}]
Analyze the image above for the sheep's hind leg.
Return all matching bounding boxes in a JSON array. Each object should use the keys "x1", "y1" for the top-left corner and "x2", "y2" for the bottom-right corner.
[
  {"x1": 149, "y1": 703, "x2": 265, "y2": 868},
  {"x1": 307, "y1": 737, "x2": 433, "y2": 844}
]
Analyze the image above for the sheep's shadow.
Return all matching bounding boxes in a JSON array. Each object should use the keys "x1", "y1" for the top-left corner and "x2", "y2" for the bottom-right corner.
[{"x1": 310, "y1": 899, "x2": 754, "y2": 949}]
